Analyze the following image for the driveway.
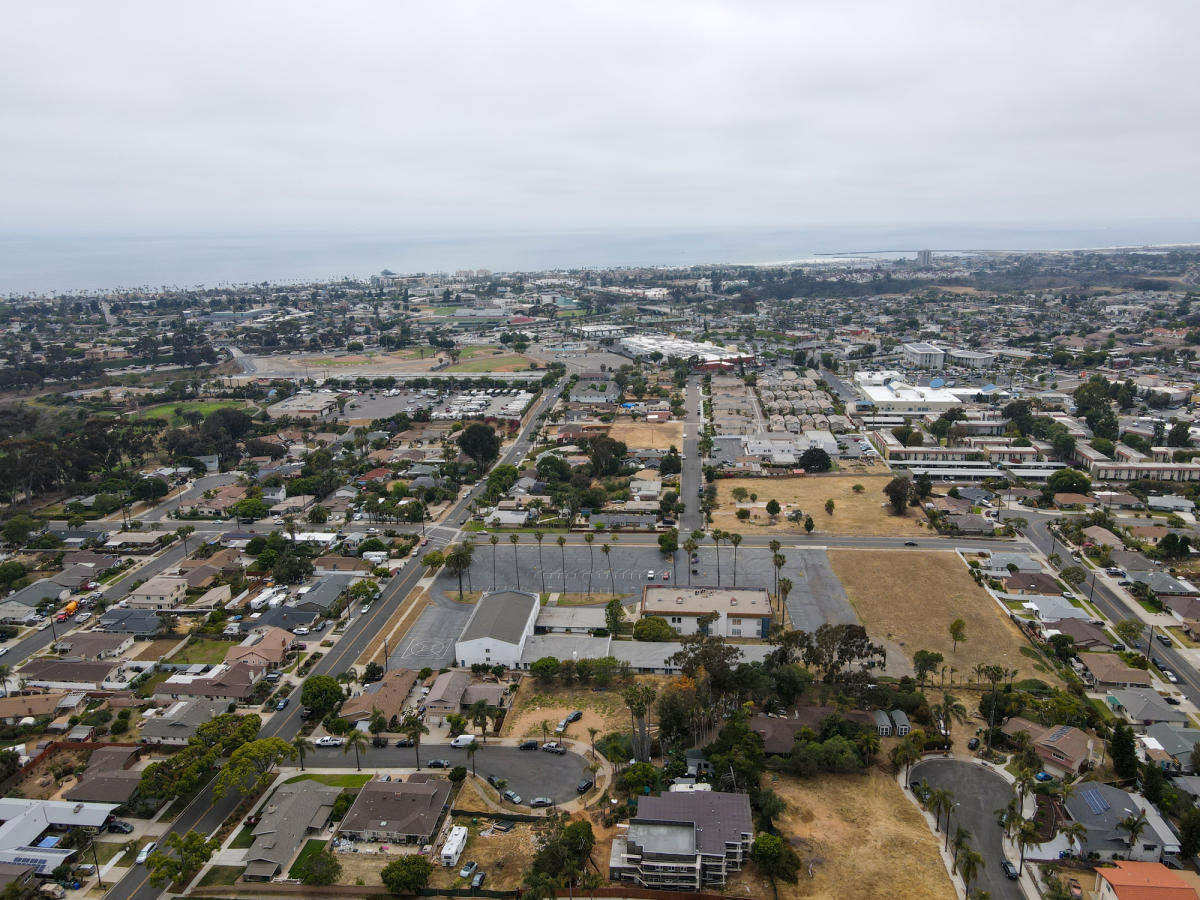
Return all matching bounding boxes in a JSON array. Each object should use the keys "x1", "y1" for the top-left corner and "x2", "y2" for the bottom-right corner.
[{"x1": 910, "y1": 758, "x2": 1023, "y2": 900}]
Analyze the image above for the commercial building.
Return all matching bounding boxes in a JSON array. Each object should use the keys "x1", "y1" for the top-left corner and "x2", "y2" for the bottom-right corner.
[
  {"x1": 639, "y1": 587, "x2": 772, "y2": 639},
  {"x1": 454, "y1": 591, "x2": 540, "y2": 668},
  {"x1": 852, "y1": 372, "x2": 962, "y2": 415},
  {"x1": 901, "y1": 342, "x2": 945, "y2": 369}
]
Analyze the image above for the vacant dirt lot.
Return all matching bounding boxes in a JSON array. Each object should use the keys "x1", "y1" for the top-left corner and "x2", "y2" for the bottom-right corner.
[
  {"x1": 738, "y1": 769, "x2": 954, "y2": 900},
  {"x1": 712, "y1": 475, "x2": 926, "y2": 536},
  {"x1": 829, "y1": 550, "x2": 1050, "y2": 681},
  {"x1": 426, "y1": 817, "x2": 538, "y2": 891},
  {"x1": 606, "y1": 419, "x2": 684, "y2": 451},
  {"x1": 502, "y1": 678, "x2": 667, "y2": 745},
  {"x1": 132, "y1": 639, "x2": 182, "y2": 661}
]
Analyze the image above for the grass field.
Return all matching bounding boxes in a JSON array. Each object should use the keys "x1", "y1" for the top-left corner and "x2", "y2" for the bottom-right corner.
[
  {"x1": 605, "y1": 419, "x2": 684, "y2": 451},
  {"x1": 712, "y1": 475, "x2": 926, "y2": 536},
  {"x1": 747, "y1": 769, "x2": 954, "y2": 900},
  {"x1": 829, "y1": 550, "x2": 1051, "y2": 681},
  {"x1": 287, "y1": 840, "x2": 328, "y2": 878},
  {"x1": 167, "y1": 638, "x2": 231, "y2": 665},
  {"x1": 284, "y1": 773, "x2": 372, "y2": 787},
  {"x1": 444, "y1": 354, "x2": 533, "y2": 373},
  {"x1": 197, "y1": 866, "x2": 244, "y2": 887},
  {"x1": 128, "y1": 400, "x2": 252, "y2": 426},
  {"x1": 229, "y1": 826, "x2": 255, "y2": 849},
  {"x1": 132, "y1": 639, "x2": 181, "y2": 661}
]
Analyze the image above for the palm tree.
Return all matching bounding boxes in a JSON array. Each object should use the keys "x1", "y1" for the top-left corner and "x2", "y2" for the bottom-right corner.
[
  {"x1": 489, "y1": 534, "x2": 499, "y2": 590},
  {"x1": 584, "y1": 533, "x2": 595, "y2": 597},
  {"x1": 510, "y1": 533, "x2": 522, "y2": 590},
  {"x1": 996, "y1": 797, "x2": 1021, "y2": 840},
  {"x1": 892, "y1": 735, "x2": 923, "y2": 784},
  {"x1": 588, "y1": 726, "x2": 600, "y2": 759},
  {"x1": 1061, "y1": 821, "x2": 1088, "y2": 858},
  {"x1": 1119, "y1": 809, "x2": 1149, "y2": 849},
  {"x1": 957, "y1": 847, "x2": 984, "y2": 894},
  {"x1": 683, "y1": 538, "x2": 697, "y2": 585},
  {"x1": 602, "y1": 543, "x2": 614, "y2": 594},
  {"x1": 933, "y1": 692, "x2": 968, "y2": 749},
  {"x1": 540, "y1": 719, "x2": 552, "y2": 744},
  {"x1": 1014, "y1": 819, "x2": 1039, "y2": 875},
  {"x1": 557, "y1": 535, "x2": 567, "y2": 592},
  {"x1": 930, "y1": 787, "x2": 954, "y2": 833},
  {"x1": 729, "y1": 533, "x2": 742, "y2": 585},
  {"x1": 951, "y1": 825, "x2": 973, "y2": 868},
  {"x1": 291, "y1": 735, "x2": 314, "y2": 772},
  {"x1": 466, "y1": 739, "x2": 480, "y2": 777},
  {"x1": 402, "y1": 712, "x2": 429, "y2": 770},
  {"x1": 343, "y1": 729, "x2": 369, "y2": 771},
  {"x1": 176, "y1": 524, "x2": 195, "y2": 555},
  {"x1": 1013, "y1": 768, "x2": 1036, "y2": 811},
  {"x1": 469, "y1": 698, "x2": 489, "y2": 743},
  {"x1": 777, "y1": 577, "x2": 792, "y2": 625},
  {"x1": 711, "y1": 531, "x2": 722, "y2": 585},
  {"x1": 772, "y1": 553, "x2": 786, "y2": 607},
  {"x1": 0, "y1": 665, "x2": 10, "y2": 699}
]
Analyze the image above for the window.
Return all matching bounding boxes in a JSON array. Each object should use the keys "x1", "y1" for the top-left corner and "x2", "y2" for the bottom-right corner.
[
  {"x1": 670, "y1": 616, "x2": 682, "y2": 624},
  {"x1": 731, "y1": 628, "x2": 742, "y2": 637},
  {"x1": 730, "y1": 618, "x2": 741, "y2": 625}
]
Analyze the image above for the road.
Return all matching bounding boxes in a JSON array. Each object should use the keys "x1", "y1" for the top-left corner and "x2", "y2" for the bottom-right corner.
[
  {"x1": 102, "y1": 380, "x2": 567, "y2": 900},
  {"x1": 680, "y1": 374, "x2": 703, "y2": 535},
  {"x1": 911, "y1": 759, "x2": 1023, "y2": 900}
]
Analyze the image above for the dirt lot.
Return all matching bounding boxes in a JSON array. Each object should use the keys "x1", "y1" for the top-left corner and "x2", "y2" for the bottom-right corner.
[
  {"x1": 744, "y1": 769, "x2": 954, "y2": 900},
  {"x1": 132, "y1": 639, "x2": 182, "y2": 661},
  {"x1": 502, "y1": 678, "x2": 667, "y2": 744},
  {"x1": 712, "y1": 475, "x2": 926, "y2": 536},
  {"x1": 427, "y1": 817, "x2": 539, "y2": 891},
  {"x1": 606, "y1": 419, "x2": 684, "y2": 451},
  {"x1": 829, "y1": 550, "x2": 1051, "y2": 681},
  {"x1": 13, "y1": 749, "x2": 92, "y2": 800}
]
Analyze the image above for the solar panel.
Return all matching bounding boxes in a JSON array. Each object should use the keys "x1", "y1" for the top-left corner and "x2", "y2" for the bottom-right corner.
[
  {"x1": 1082, "y1": 789, "x2": 1109, "y2": 815},
  {"x1": 1047, "y1": 725, "x2": 1072, "y2": 743}
]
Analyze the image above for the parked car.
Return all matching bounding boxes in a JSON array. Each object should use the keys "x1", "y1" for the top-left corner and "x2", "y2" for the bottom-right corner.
[
  {"x1": 458, "y1": 861, "x2": 477, "y2": 879},
  {"x1": 315, "y1": 736, "x2": 343, "y2": 747},
  {"x1": 530, "y1": 797, "x2": 553, "y2": 808},
  {"x1": 542, "y1": 742, "x2": 565, "y2": 754},
  {"x1": 450, "y1": 734, "x2": 477, "y2": 748},
  {"x1": 293, "y1": 626, "x2": 309, "y2": 635},
  {"x1": 372, "y1": 736, "x2": 388, "y2": 748},
  {"x1": 576, "y1": 778, "x2": 594, "y2": 793},
  {"x1": 394, "y1": 737, "x2": 415, "y2": 747},
  {"x1": 136, "y1": 843, "x2": 156, "y2": 865},
  {"x1": 554, "y1": 720, "x2": 568, "y2": 734},
  {"x1": 566, "y1": 710, "x2": 583, "y2": 724},
  {"x1": 299, "y1": 707, "x2": 313, "y2": 719},
  {"x1": 967, "y1": 737, "x2": 979, "y2": 750},
  {"x1": 518, "y1": 739, "x2": 538, "y2": 750},
  {"x1": 1164, "y1": 669, "x2": 1180, "y2": 684},
  {"x1": 1034, "y1": 771, "x2": 1053, "y2": 782},
  {"x1": 1165, "y1": 696, "x2": 1182, "y2": 705},
  {"x1": 264, "y1": 671, "x2": 281, "y2": 682},
  {"x1": 1001, "y1": 860, "x2": 1019, "y2": 879},
  {"x1": 501, "y1": 789, "x2": 521, "y2": 804},
  {"x1": 471, "y1": 872, "x2": 487, "y2": 889},
  {"x1": 275, "y1": 698, "x2": 289, "y2": 711},
  {"x1": 1157, "y1": 633, "x2": 1173, "y2": 646},
  {"x1": 106, "y1": 821, "x2": 134, "y2": 834},
  {"x1": 427, "y1": 759, "x2": 450, "y2": 768},
  {"x1": 486, "y1": 775, "x2": 502, "y2": 789}
]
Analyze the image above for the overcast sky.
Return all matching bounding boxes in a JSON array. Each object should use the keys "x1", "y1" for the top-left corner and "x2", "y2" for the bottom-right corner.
[{"x1": 4, "y1": 1, "x2": 1199, "y2": 237}]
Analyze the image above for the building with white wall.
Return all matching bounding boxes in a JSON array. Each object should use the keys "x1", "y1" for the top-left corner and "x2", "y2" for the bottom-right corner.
[
  {"x1": 639, "y1": 587, "x2": 772, "y2": 639},
  {"x1": 902, "y1": 342, "x2": 945, "y2": 369},
  {"x1": 455, "y1": 591, "x2": 540, "y2": 668}
]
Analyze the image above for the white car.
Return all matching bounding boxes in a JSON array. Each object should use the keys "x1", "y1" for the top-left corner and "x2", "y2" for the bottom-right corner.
[
  {"x1": 0, "y1": 648, "x2": 7, "y2": 657},
  {"x1": 316, "y1": 736, "x2": 344, "y2": 747},
  {"x1": 135, "y1": 842, "x2": 156, "y2": 865},
  {"x1": 293, "y1": 626, "x2": 309, "y2": 635},
  {"x1": 360, "y1": 605, "x2": 370, "y2": 614}
]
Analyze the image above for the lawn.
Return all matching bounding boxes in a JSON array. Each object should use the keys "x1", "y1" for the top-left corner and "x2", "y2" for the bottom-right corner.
[
  {"x1": 444, "y1": 354, "x2": 533, "y2": 373},
  {"x1": 129, "y1": 400, "x2": 253, "y2": 426},
  {"x1": 288, "y1": 840, "x2": 328, "y2": 878},
  {"x1": 743, "y1": 769, "x2": 954, "y2": 900},
  {"x1": 284, "y1": 773, "x2": 372, "y2": 787},
  {"x1": 89, "y1": 840, "x2": 132, "y2": 865},
  {"x1": 136, "y1": 670, "x2": 172, "y2": 699},
  {"x1": 712, "y1": 475, "x2": 926, "y2": 536},
  {"x1": 197, "y1": 866, "x2": 244, "y2": 887},
  {"x1": 167, "y1": 638, "x2": 231, "y2": 665},
  {"x1": 829, "y1": 550, "x2": 1052, "y2": 682},
  {"x1": 605, "y1": 419, "x2": 684, "y2": 451},
  {"x1": 229, "y1": 826, "x2": 256, "y2": 849},
  {"x1": 552, "y1": 592, "x2": 619, "y2": 607}
]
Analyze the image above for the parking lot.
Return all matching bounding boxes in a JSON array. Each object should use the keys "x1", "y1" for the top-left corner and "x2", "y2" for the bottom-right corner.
[{"x1": 337, "y1": 385, "x2": 538, "y2": 422}]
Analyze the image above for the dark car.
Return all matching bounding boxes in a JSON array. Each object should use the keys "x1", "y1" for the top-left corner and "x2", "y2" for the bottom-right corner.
[
  {"x1": 486, "y1": 774, "x2": 502, "y2": 789},
  {"x1": 967, "y1": 737, "x2": 979, "y2": 750},
  {"x1": 275, "y1": 698, "x2": 289, "y2": 711},
  {"x1": 530, "y1": 797, "x2": 553, "y2": 808},
  {"x1": 1001, "y1": 860, "x2": 1019, "y2": 880},
  {"x1": 299, "y1": 707, "x2": 313, "y2": 720},
  {"x1": 394, "y1": 737, "x2": 415, "y2": 747},
  {"x1": 518, "y1": 739, "x2": 538, "y2": 750},
  {"x1": 576, "y1": 778, "x2": 594, "y2": 793},
  {"x1": 427, "y1": 759, "x2": 450, "y2": 768},
  {"x1": 1151, "y1": 656, "x2": 1163, "y2": 670},
  {"x1": 566, "y1": 710, "x2": 583, "y2": 724},
  {"x1": 471, "y1": 872, "x2": 486, "y2": 889},
  {"x1": 1157, "y1": 633, "x2": 1173, "y2": 646},
  {"x1": 1165, "y1": 696, "x2": 1182, "y2": 705},
  {"x1": 106, "y1": 821, "x2": 134, "y2": 834},
  {"x1": 903, "y1": 541, "x2": 918, "y2": 547},
  {"x1": 372, "y1": 736, "x2": 388, "y2": 748}
]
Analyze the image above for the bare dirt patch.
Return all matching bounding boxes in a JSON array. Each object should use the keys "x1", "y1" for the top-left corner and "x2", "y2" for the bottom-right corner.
[
  {"x1": 751, "y1": 768, "x2": 955, "y2": 900},
  {"x1": 15, "y1": 749, "x2": 92, "y2": 800},
  {"x1": 502, "y1": 678, "x2": 667, "y2": 744},
  {"x1": 829, "y1": 550, "x2": 1052, "y2": 682},
  {"x1": 605, "y1": 419, "x2": 684, "y2": 451},
  {"x1": 423, "y1": 817, "x2": 538, "y2": 891},
  {"x1": 132, "y1": 639, "x2": 182, "y2": 661},
  {"x1": 712, "y1": 475, "x2": 926, "y2": 536}
]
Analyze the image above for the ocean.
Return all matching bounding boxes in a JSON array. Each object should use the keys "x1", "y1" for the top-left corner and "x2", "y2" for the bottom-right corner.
[{"x1": 2, "y1": 222, "x2": 1199, "y2": 295}]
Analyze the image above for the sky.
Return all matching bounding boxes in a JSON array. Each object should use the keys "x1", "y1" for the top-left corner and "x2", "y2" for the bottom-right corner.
[{"x1": 3, "y1": 1, "x2": 1199, "y2": 239}]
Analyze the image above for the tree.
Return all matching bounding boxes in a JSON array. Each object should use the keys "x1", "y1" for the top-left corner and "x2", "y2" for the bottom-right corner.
[
  {"x1": 913, "y1": 650, "x2": 944, "y2": 688},
  {"x1": 1119, "y1": 809, "x2": 1149, "y2": 850},
  {"x1": 825, "y1": 499, "x2": 835, "y2": 515},
  {"x1": 557, "y1": 534, "x2": 568, "y2": 590},
  {"x1": 212, "y1": 737, "x2": 297, "y2": 799},
  {"x1": 1045, "y1": 468, "x2": 1091, "y2": 496},
  {"x1": 605, "y1": 597, "x2": 623, "y2": 633},
  {"x1": 145, "y1": 830, "x2": 218, "y2": 888},
  {"x1": 765, "y1": 498, "x2": 781, "y2": 521},
  {"x1": 1059, "y1": 566, "x2": 1087, "y2": 588},
  {"x1": 948, "y1": 618, "x2": 967, "y2": 652},
  {"x1": 465, "y1": 739, "x2": 480, "y2": 776},
  {"x1": 751, "y1": 833, "x2": 801, "y2": 883},
  {"x1": 798, "y1": 447, "x2": 832, "y2": 472},
  {"x1": 1113, "y1": 619, "x2": 1146, "y2": 651},
  {"x1": 381, "y1": 855, "x2": 432, "y2": 895},
  {"x1": 510, "y1": 533, "x2": 522, "y2": 590},
  {"x1": 957, "y1": 847, "x2": 984, "y2": 894},
  {"x1": 343, "y1": 729, "x2": 369, "y2": 770},
  {"x1": 804, "y1": 515, "x2": 814, "y2": 533},
  {"x1": 2, "y1": 515, "x2": 38, "y2": 546},
  {"x1": 1111, "y1": 723, "x2": 1139, "y2": 780},
  {"x1": 602, "y1": 542, "x2": 614, "y2": 594},
  {"x1": 175, "y1": 525, "x2": 195, "y2": 555},
  {"x1": 229, "y1": 497, "x2": 270, "y2": 521},
  {"x1": 296, "y1": 849, "x2": 342, "y2": 885},
  {"x1": 458, "y1": 423, "x2": 500, "y2": 469},
  {"x1": 1168, "y1": 422, "x2": 1192, "y2": 447},
  {"x1": 1179, "y1": 807, "x2": 1200, "y2": 858},
  {"x1": 633, "y1": 616, "x2": 676, "y2": 641},
  {"x1": 444, "y1": 541, "x2": 475, "y2": 601},
  {"x1": 883, "y1": 477, "x2": 912, "y2": 515},
  {"x1": 402, "y1": 712, "x2": 430, "y2": 770},
  {"x1": 301, "y1": 675, "x2": 343, "y2": 717},
  {"x1": 291, "y1": 735, "x2": 314, "y2": 772}
]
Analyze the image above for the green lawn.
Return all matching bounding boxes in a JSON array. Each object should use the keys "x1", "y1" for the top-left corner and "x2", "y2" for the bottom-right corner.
[
  {"x1": 168, "y1": 638, "x2": 231, "y2": 665},
  {"x1": 444, "y1": 355, "x2": 532, "y2": 373},
  {"x1": 90, "y1": 840, "x2": 131, "y2": 865},
  {"x1": 136, "y1": 670, "x2": 172, "y2": 699},
  {"x1": 229, "y1": 826, "x2": 256, "y2": 849},
  {"x1": 129, "y1": 400, "x2": 253, "y2": 426},
  {"x1": 198, "y1": 866, "x2": 245, "y2": 887},
  {"x1": 284, "y1": 773, "x2": 372, "y2": 787},
  {"x1": 287, "y1": 840, "x2": 328, "y2": 878}
]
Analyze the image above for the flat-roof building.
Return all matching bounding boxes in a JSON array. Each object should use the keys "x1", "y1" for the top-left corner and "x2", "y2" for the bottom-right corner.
[{"x1": 640, "y1": 586, "x2": 772, "y2": 639}]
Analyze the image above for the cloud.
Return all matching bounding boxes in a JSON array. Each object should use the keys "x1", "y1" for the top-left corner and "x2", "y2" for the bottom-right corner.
[{"x1": 2, "y1": 1, "x2": 1198, "y2": 234}]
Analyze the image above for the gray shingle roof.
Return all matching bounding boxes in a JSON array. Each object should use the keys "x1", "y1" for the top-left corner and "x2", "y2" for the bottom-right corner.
[{"x1": 458, "y1": 591, "x2": 537, "y2": 644}]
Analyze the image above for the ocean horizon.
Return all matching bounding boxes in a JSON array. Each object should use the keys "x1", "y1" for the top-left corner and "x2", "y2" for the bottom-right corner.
[{"x1": 3, "y1": 222, "x2": 1200, "y2": 295}]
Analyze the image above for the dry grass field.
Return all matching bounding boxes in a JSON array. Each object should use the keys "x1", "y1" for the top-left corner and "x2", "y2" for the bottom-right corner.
[
  {"x1": 712, "y1": 475, "x2": 926, "y2": 536},
  {"x1": 829, "y1": 550, "x2": 1051, "y2": 681},
  {"x1": 741, "y1": 769, "x2": 954, "y2": 900},
  {"x1": 606, "y1": 419, "x2": 684, "y2": 450},
  {"x1": 502, "y1": 677, "x2": 668, "y2": 743}
]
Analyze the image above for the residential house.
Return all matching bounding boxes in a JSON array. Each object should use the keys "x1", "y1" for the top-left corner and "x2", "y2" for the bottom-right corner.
[
  {"x1": 339, "y1": 669, "x2": 419, "y2": 724},
  {"x1": 337, "y1": 774, "x2": 450, "y2": 844},
  {"x1": 1080, "y1": 653, "x2": 1152, "y2": 689},
  {"x1": 422, "y1": 670, "x2": 508, "y2": 722},
  {"x1": 0, "y1": 798, "x2": 119, "y2": 875},
  {"x1": 1061, "y1": 783, "x2": 1178, "y2": 862},
  {"x1": 890, "y1": 710, "x2": 911, "y2": 736},
  {"x1": 313, "y1": 556, "x2": 372, "y2": 575},
  {"x1": 1094, "y1": 861, "x2": 1198, "y2": 900},
  {"x1": 454, "y1": 591, "x2": 540, "y2": 669},
  {"x1": 1045, "y1": 619, "x2": 1114, "y2": 652},
  {"x1": 18, "y1": 659, "x2": 125, "y2": 691},
  {"x1": 154, "y1": 662, "x2": 265, "y2": 704},
  {"x1": 980, "y1": 553, "x2": 1040, "y2": 577},
  {"x1": 125, "y1": 575, "x2": 187, "y2": 610},
  {"x1": 225, "y1": 628, "x2": 292, "y2": 669},
  {"x1": 609, "y1": 792, "x2": 753, "y2": 890},
  {"x1": 62, "y1": 747, "x2": 141, "y2": 805},
  {"x1": 0, "y1": 692, "x2": 84, "y2": 725},
  {"x1": 1106, "y1": 688, "x2": 1190, "y2": 729},
  {"x1": 244, "y1": 782, "x2": 340, "y2": 881},
  {"x1": 293, "y1": 575, "x2": 357, "y2": 615},
  {"x1": 97, "y1": 608, "x2": 163, "y2": 635},
  {"x1": 1140, "y1": 723, "x2": 1200, "y2": 774},
  {"x1": 871, "y1": 710, "x2": 892, "y2": 736},
  {"x1": 1004, "y1": 572, "x2": 1066, "y2": 595},
  {"x1": 52, "y1": 632, "x2": 133, "y2": 660},
  {"x1": 1000, "y1": 717, "x2": 1099, "y2": 777},
  {"x1": 140, "y1": 699, "x2": 232, "y2": 746},
  {"x1": 1132, "y1": 572, "x2": 1200, "y2": 603}
]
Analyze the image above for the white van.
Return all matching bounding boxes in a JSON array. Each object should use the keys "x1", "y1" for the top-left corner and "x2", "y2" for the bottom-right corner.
[{"x1": 449, "y1": 734, "x2": 476, "y2": 749}]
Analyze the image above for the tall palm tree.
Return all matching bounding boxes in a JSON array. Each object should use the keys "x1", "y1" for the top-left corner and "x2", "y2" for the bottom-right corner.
[
  {"x1": 540, "y1": 719, "x2": 552, "y2": 744},
  {"x1": 996, "y1": 797, "x2": 1021, "y2": 840},
  {"x1": 465, "y1": 739, "x2": 480, "y2": 777},
  {"x1": 711, "y1": 531, "x2": 722, "y2": 585},
  {"x1": 557, "y1": 535, "x2": 567, "y2": 592},
  {"x1": 1119, "y1": 809, "x2": 1149, "y2": 849},
  {"x1": 584, "y1": 533, "x2": 595, "y2": 598},
  {"x1": 777, "y1": 577, "x2": 793, "y2": 625},
  {"x1": 951, "y1": 825, "x2": 973, "y2": 868},
  {"x1": 489, "y1": 534, "x2": 499, "y2": 590},
  {"x1": 772, "y1": 553, "x2": 786, "y2": 604},
  {"x1": 891, "y1": 734, "x2": 922, "y2": 784},
  {"x1": 768, "y1": 539, "x2": 783, "y2": 595},
  {"x1": 1061, "y1": 821, "x2": 1088, "y2": 858},
  {"x1": 587, "y1": 726, "x2": 600, "y2": 760},
  {"x1": 930, "y1": 787, "x2": 954, "y2": 833},
  {"x1": 933, "y1": 692, "x2": 968, "y2": 750},
  {"x1": 683, "y1": 538, "x2": 697, "y2": 585},
  {"x1": 535, "y1": 532, "x2": 549, "y2": 595},
  {"x1": 343, "y1": 729, "x2": 369, "y2": 771},
  {"x1": 291, "y1": 735, "x2": 314, "y2": 772},
  {"x1": 0, "y1": 665, "x2": 10, "y2": 699},
  {"x1": 402, "y1": 712, "x2": 429, "y2": 770},
  {"x1": 510, "y1": 533, "x2": 522, "y2": 590},
  {"x1": 602, "y1": 543, "x2": 614, "y2": 594},
  {"x1": 1014, "y1": 819, "x2": 1039, "y2": 875},
  {"x1": 729, "y1": 533, "x2": 742, "y2": 585},
  {"x1": 957, "y1": 847, "x2": 984, "y2": 895},
  {"x1": 469, "y1": 698, "x2": 489, "y2": 743}
]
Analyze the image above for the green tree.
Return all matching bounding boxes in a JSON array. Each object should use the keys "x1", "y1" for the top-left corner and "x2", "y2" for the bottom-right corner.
[
  {"x1": 1111, "y1": 723, "x2": 1139, "y2": 780},
  {"x1": 444, "y1": 541, "x2": 475, "y2": 601},
  {"x1": 804, "y1": 515, "x2": 814, "y2": 533},
  {"x1": 883, "y1": 477, "x2": 912, "y2": 515},
  {"x1": 402, "y1": 712, "x2": 429, "y2": 770},
  {"x1": 291, "y1": 735, "x2": 314, "y2": 772},
  {"x1": 343, "y1": 729, "x2": 369, "y2": 771},
  {"x1": 229, "y1": 497, "x2": 270, "y2": 521},
  {"x1": 605, "y1": 597, "x2": 623, "y2": 633},
  {"x1": 458, "y1": 423, "x2": 501, "y2": 469},
  {"x1": 751, "y1": 833, "x2": 801, "y2": 883},
  {"x1": 765, "y1": 498, "x2": 781, "y2": 521},
  {"x1": 825, "y1": 498, "x2": 835, "y2": 515},
  {"x1": 381, "y1": 855, "x2": 432, "y2": 895},
  {"x1": 913, "y1": 650, "x2": 944, "y2": 688},
  {"x1": 145, "y1": 830, "x2": 218, "y2": 888},
  {"x1": 212, "y1": 737, "x2": 297, "y2": 799},
  {"x1": 295, "y1": 849, "x2": 341, "y2": 885},
  {"x1": 1113, "y1": 619, "x2": 1146, "y2": 651},
  {"x1": 948, "y1": 618, "x2": 967, "y2": 652},
  {"x1": 300, "y1": 675, "x2": 343, "y2": 717},
  {"x1": 633, "y1": 616, "x2": 676, "y2": 641}
]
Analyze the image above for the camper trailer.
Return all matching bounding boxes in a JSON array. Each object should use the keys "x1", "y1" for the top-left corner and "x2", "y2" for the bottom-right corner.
[{"x1": 440, "y1": 826, "x2": 468, "y2": 867}]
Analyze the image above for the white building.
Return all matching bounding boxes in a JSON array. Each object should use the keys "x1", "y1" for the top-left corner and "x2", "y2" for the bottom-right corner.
[
  {"x1": 853, "y1": 372, "x2": 962, "y2": 415},
  {"x1": 454, "y1": 591, "x2": 540, "y2": 668},
  {"x1": 946, "y1": 349, "x2": 996, "y2": 369},
  {"x1": 902, "y1": 342, "x2": 945, "y2": 369},
  {"x1": 639, "y1": 586, "x2": 773, "y2": 639}
]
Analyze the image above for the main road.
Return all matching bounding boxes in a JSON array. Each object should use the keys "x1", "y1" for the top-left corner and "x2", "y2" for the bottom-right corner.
[{"x1": 101, "y1": 379, "x2": 567, "y2": 900}]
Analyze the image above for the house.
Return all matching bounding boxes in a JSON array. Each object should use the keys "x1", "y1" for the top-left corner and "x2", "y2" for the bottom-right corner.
[
  {"x1": 97, "y1": 608, "x2": 163, "y2": 635},
  {"x1": 1106, "y1": 688, "x2": 1189, "y2": 729},
  {"x1": 0, "y1": 863, "x2": 34, "y2": 892},
  {"x1": 1000, "y1": 717, "x2": 1099, "y2": 777},
  {"x1": 639, "y1": 586, "x2": 772, "y2": 640},
  {"x1": 52, "y1": 632, "x2": 133, "y2": 660},
  {"x1": 1147, "y1": 495, "x2": 1195, "y2": 513},
  {"x1": 241, "y1": 606, "x2": 319, "y2": 634},
  {"x1": 1061, "y1": 783, "x2": 1178, "y2": 862},
  {"x1": 609, "y1": 792, "x2": 753, "y2": 890},
  {"x1": 103, "y1": 531, "x2": 166, "y2": 552},
  {"x1": 454, "y1": 591, "x2": 540, "y2": 669},
  {"x1": 945, "y1": 514, "x2": 995, "y2": 534},
  {"x1": 244, "y1": 782, "x2": 340, "y2": 881},
  {"x1": 314, "y1": 556, "x2": 372, "y2": 575},
  {"x1": 1079, "y1": 653, "x2": 1152, "y2": 689},
  {"x1": 1094, "y1": 861, "x2": 1198, "y2": 900},
  {"x1": 1083, "y1": 525, "x2": 1125, "y2": 549},
  {"x1": 155, "y1": 661, "x2": 265, "y2": 703},
  {"x1": 19, "y1": 659, "x2": 125, "y2": 691},
  {"x1": 125, "y1": 575, "x2": 187, "y2": 610},
  {"x1": 1133, "y1": 572, "x2": 1200, "y2": 602},
  {"x1": 0, "y1": 692, "x2": 84, "y2": 725},
  {"x1": 225, "y1": 627, "x2": 293, "y2": 669},
  {"x1": 890, "y1": 710, "x2": 911, "y2": 736},
  {"x1": 871, "y1": 710, "x2": 892, "y2": 736},
  {"x1": 5, "y1": 579, "x2": 67, "y2": 610},
  {"x1": 1045, "y1": 619, "x2": 1114, "y2": 652},
  {"x1": 140, "y1": 699, "x2": 232, "y2": 745},
  {"x1": 1140, "y1": 723, "x2": 1200, "y2": 774},
  {"x1": 422, "y1": 670, "x2": 508, "y2": 722},
  {"x1": 1022, "y1": 594, "x2": 1093, "y2": 623},
  {"x1": 337, "y1": 774, "x2": 450, "y2": 844},
  {"x1": 292, "y1": 575, "x2": 358, "y2": 614},
  {"x1": 62, "y1": 747, "x2": 141, "y2": 805},
  {"x1": 1055, "y1": 492, "x2": 1098, "y2": 509},
  {"x1": 339, "y1": 668, "x2": 419, "y2": 724},
  {"x1": 0, "y1": 798, "x2": 119, "y2": 875},
  {"x1": 51, "y1": 563, "x2": 99, "y2": 591},
  {"x1": 1003, "y1": 572, "x2": 1065, "y2": 595},
  {"x1": 980, "y1": 553, "x2": 1040, "y2": 577}
]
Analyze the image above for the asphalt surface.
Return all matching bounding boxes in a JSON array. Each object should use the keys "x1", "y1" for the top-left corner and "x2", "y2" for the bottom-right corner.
[
  {"x1": 680, "y1": 374, "x2": 703, "y2": 535},
  {"x1": 911, "y1": 759, "x2": 1023, "y2": 900}
]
